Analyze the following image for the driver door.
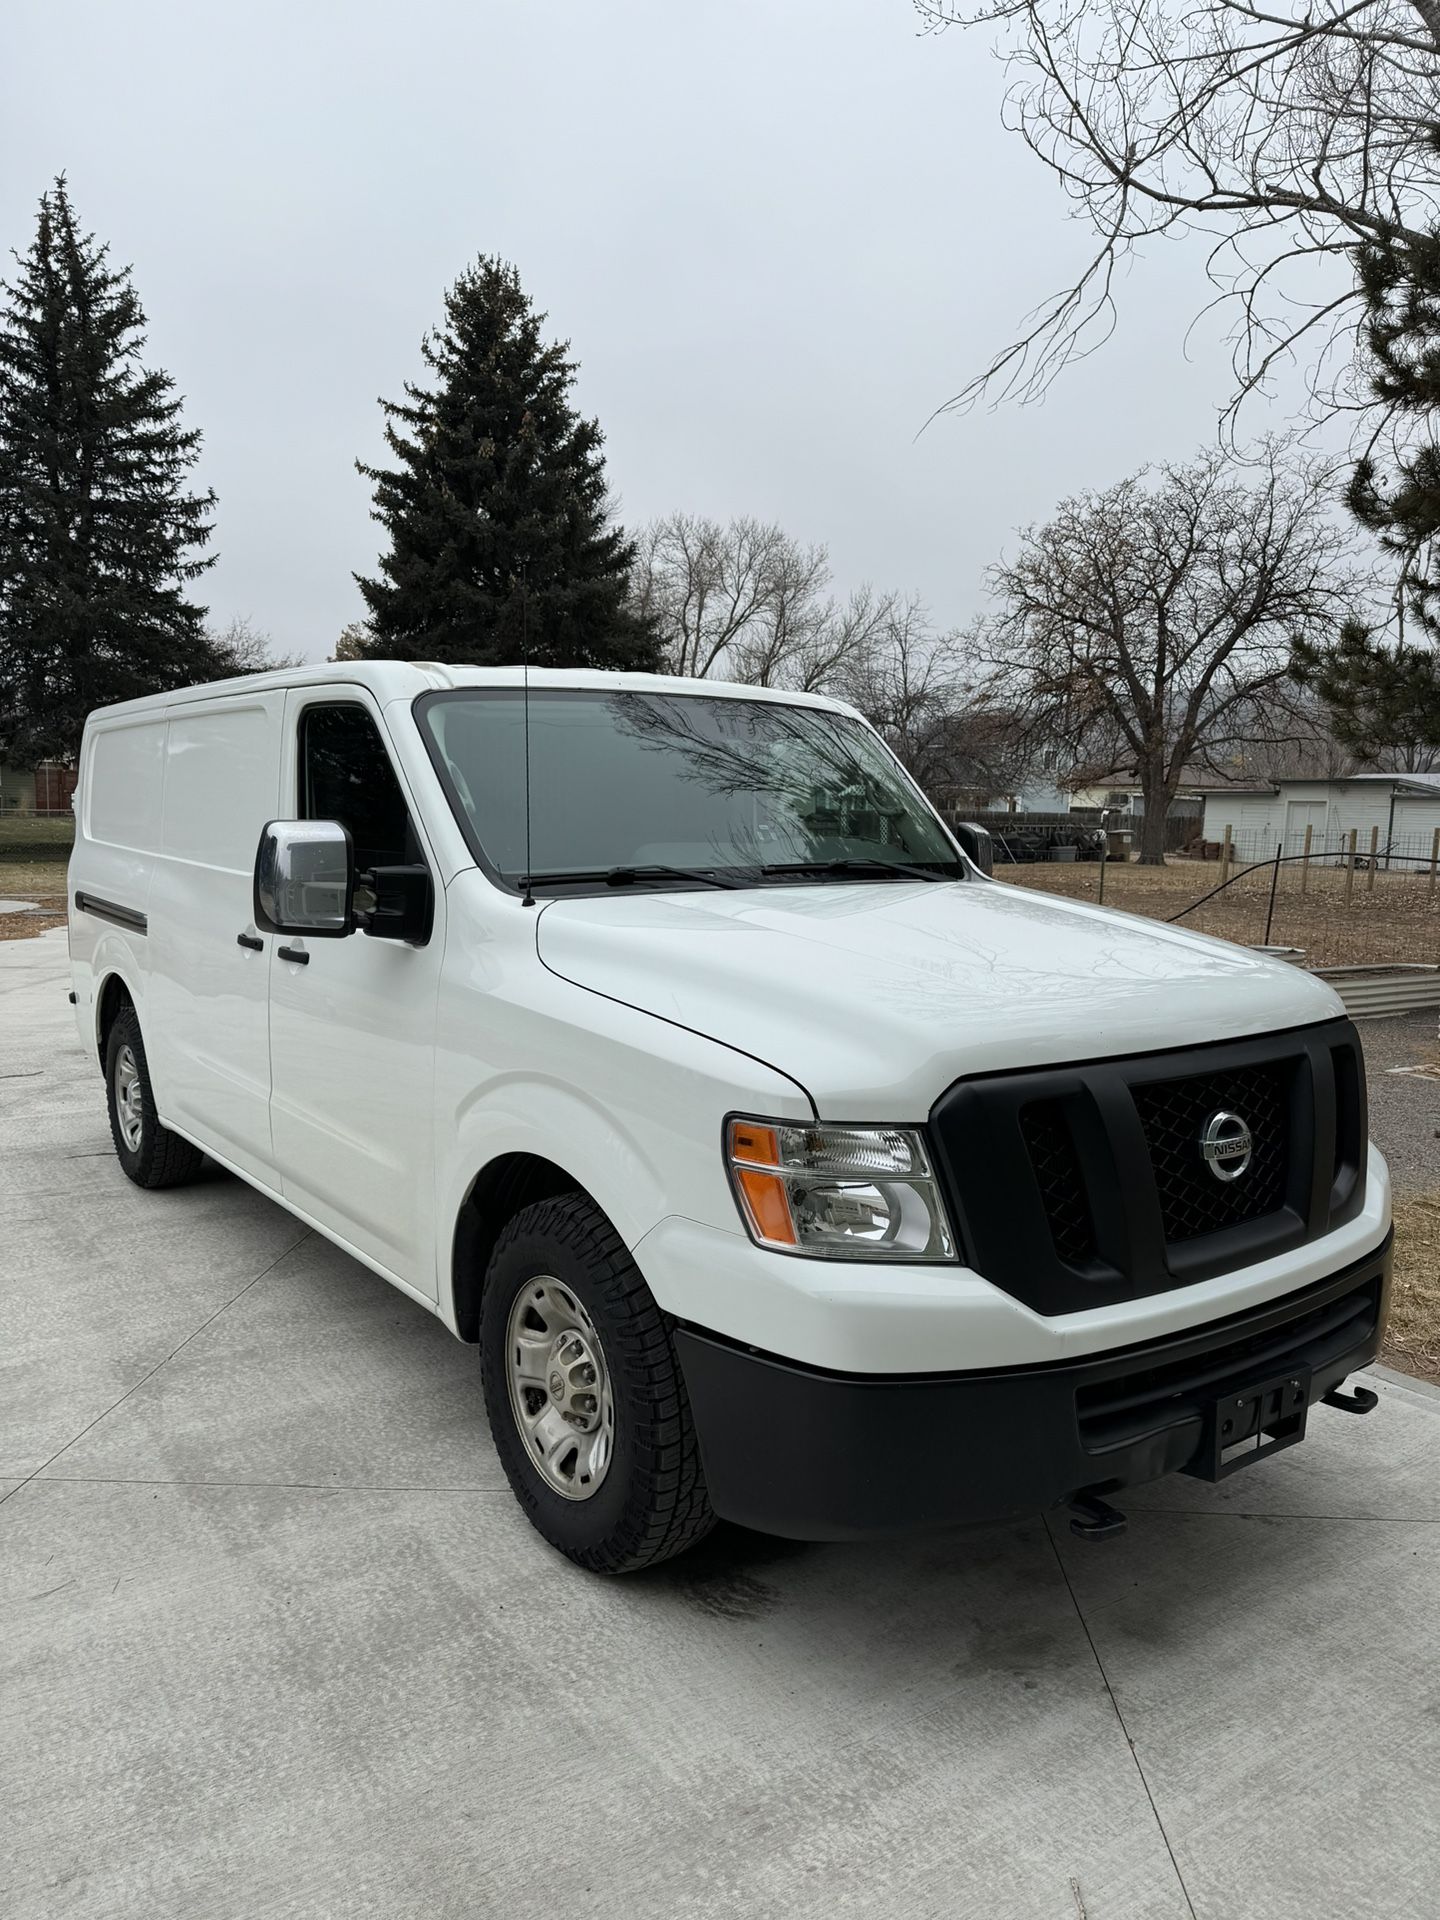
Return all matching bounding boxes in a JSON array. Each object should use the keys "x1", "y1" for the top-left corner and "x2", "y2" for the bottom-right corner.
[{"x1": 266, "y1": 689, "x2": 444, "y2": 1295}]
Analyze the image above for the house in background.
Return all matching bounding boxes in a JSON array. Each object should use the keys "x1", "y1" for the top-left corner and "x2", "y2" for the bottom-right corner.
[
  {"x1": 1199, "y1": 772, "x2": 1440, "y2": 858},
  {"x1": 0, "y1": 762, "x2": 76, "y2": 814},
  {"x1": 996, "y1": 760, "x2": 1210, "y2": 820}
]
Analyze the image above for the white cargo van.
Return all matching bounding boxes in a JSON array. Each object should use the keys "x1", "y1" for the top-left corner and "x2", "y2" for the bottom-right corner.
[{"x1": 68, "y1": 664, "x2": 1392, "y2": 1569}]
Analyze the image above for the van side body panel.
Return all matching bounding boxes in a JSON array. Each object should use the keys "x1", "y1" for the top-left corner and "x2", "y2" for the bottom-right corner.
[
  {"x1": 69, "y1": 712, "x2": 168, "y2": 1055},
  {"x1": 144, "y1": 692, "x2": 286, "y2": 1185}
]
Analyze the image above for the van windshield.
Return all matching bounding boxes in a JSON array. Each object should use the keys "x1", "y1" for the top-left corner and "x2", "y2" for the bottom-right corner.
[{"x1": 417, "y1": 688, "x2": 966, "y2": 890}]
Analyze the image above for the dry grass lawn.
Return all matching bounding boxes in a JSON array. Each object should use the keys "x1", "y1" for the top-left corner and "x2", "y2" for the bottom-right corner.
[
  {"x1": 999, "y1": 854, "x2": 1440, "y2": 970},
  {"x1": 1386, "y1": 1192, "x2": 1440, "y2": 1383},
  {"x1": 0, "y1": 857, "x2": 68, "y2": 943}
]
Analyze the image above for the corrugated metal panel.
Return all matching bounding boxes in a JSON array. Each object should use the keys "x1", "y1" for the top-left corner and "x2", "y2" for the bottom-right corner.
[{"x1": 1313, "y1": 966, "x2": 1440, "y2": 1017}]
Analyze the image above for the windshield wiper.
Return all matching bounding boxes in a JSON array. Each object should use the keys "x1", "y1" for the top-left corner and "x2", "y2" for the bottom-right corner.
[
  {"x1": 760, "y1": 857, "x2": 951, "y2": 883},
  {"x1": 520, "y1": 864, "x2": 744, "y2": 892}
]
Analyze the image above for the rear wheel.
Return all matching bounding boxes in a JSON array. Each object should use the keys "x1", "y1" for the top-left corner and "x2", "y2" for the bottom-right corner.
[
  {"x1": 480, "y1": 1193, "x2": 716, "y2": 1573},
  {"x1": 105, "y1": 1006, "x2": 204, "y2": 1189}
]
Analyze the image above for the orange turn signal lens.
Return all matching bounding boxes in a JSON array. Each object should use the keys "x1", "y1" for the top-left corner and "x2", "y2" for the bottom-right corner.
[
  {"x1": 728, "y1": 1120, "x2": 780, "y2": 1167},
  {"x1": 733, "y1": 1166, "x2": 798, "y2": 1247}
]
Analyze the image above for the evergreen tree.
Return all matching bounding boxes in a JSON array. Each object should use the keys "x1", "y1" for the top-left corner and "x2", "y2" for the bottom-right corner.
[
  {"x1": 0, "y1": 178, "x2": 220, "y2": 763},
  {"x1": 354, "y1": 257, "x2": 657, "y2": 670},
  {"x1": 1294, "y1": 214, "x2": 1440, "y2": 765},
  {"x1": 1291, "y1": 618, "x2": 1440, "y2": 770}
]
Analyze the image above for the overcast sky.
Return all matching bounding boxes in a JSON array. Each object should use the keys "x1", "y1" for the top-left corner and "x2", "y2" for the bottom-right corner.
[{"x1": 4, "y1": 0, "x2": 1312, "y2": 663}]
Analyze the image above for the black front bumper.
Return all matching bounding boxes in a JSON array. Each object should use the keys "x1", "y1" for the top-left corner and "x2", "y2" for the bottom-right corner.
[{"x1": 674, "y1": 1235, "x2": 1392, "y2": 1541}]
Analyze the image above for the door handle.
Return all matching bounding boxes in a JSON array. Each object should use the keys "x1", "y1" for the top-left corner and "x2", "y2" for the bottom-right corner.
[
  {"x1": 236, "y1": 932, "x2": 264, "y2": 952},
  {"x1": 276, "y1": 945, "x2": 310, "y2": 965}
]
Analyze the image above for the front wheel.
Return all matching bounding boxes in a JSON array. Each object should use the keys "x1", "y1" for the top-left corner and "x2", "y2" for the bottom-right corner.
[{"x1": 480, "y1": 1194, "x2": 716, "y2": 1573}]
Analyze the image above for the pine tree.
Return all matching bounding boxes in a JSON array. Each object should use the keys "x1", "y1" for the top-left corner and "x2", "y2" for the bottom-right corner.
[
  {"x1": 354, "y1": 257, "x2": 657, "y2": 670},
  {"x1": 0, "y1": 179, "x2": 220, "y2": 764},
  {"x1": 1295, "y1": 214, "x2": 1440, "y2": 763}
]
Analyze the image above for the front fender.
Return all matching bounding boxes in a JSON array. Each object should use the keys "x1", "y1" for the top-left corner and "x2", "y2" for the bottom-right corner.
[{"x1": 444, "y1": 1074, "x2": 672, "y2": 1262}]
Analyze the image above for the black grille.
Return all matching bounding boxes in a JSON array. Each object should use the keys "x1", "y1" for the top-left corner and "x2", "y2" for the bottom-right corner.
[
  {"x1": 1132, "y1": 1062, "x2": 1288, "y2": 1244},
  {"x1": 928, "y1": 1017, "x2": 1365, "y2": 1316},
  {"x1": 1020, "y1": 1101, "x2": 1096, "y2": 1265}
]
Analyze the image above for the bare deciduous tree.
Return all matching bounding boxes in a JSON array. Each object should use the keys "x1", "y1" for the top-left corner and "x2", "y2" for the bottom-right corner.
[
  {"x1": 977, "y1": 447, "x2": 1365, "y2": 860},
  {"x1": 917, "y1": 0, "x2": 1440, "y2": 431},
  {"x1": 634, "y1": 513, "x2": 893, "y2": 691},
  {"x1": 836, "y1": 596, "x2": 1042, "y2": 804},
  {"x1": 208, "y1": 615, "x2": 304, "y2": 675}
]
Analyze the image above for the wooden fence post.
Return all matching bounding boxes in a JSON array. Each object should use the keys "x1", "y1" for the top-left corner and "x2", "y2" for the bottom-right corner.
[
  {"x1": 1300, "y1": 822, "x2": 1312, "y2": 894},
  {"x1": 1430, "y1": 826, "x2": 1439, "y2": 900},
  {"x1": 1345, "y1": 828, "x2": 1357, "y2": 906},
  {"x1": 1221, "y1": 824, "x2": 1232, "y2": 887},
  {"x1": 1366, "y1": 823, "x2": 1379, "y2": 892}
]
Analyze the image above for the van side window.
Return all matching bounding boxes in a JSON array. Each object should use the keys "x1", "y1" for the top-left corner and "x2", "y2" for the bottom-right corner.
[{"x1": 300, "y1": 704, "x2": 415, "y2": 869}]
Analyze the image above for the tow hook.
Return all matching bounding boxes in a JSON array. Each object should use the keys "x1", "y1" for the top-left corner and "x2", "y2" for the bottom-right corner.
[
  {"x1": 1322, "y1": 1382, "x2": 1380, "y2": 1416},
  {"x1": 1068, "y1": 1491, "x2": 1128, "y2": 1542}
]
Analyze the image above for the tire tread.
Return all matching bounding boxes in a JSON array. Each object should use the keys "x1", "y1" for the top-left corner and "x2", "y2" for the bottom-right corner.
[
  {"x1": 483, "y1": 1193, "x2": 715, "y2": 1573},
  {"x1": 106, "y1": 1007, "x2": 205, "y2": 1190}
]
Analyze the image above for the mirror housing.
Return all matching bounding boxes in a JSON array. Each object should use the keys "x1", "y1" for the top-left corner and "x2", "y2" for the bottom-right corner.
[
  {"x1": 952, "y1": 821, "x2": 994, "y2": 876},
  {"x1": 355, "y1": 864, "x2": 432, "y2": 946},
  {"x1": 254, "y1": 820, "x2": 355, "y2": 936}
]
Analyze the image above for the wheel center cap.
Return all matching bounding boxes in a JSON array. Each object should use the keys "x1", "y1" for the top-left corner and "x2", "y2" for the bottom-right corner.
[{"x1": 549, "y1": 1372, "x2": 565, "y2": 1398}]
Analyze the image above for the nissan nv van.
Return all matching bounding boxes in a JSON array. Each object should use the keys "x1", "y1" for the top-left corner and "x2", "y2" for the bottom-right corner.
[{"x1": 67, "y1": 664, "x2": 1392, "y2": 1569}]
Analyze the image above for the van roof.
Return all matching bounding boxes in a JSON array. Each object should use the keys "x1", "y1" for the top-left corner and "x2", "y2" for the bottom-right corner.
[{"x1": 82, "y1": 661, "x2": 859, "y2": 725}]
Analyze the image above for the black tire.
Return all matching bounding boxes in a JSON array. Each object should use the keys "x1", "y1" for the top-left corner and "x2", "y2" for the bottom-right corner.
[
  {"x1": 480, "y1": 1193, "x2": 716, "y2": 1573},
  {"x1": 105, "y1": 1005, "x2": 205, "y2": 1190}
]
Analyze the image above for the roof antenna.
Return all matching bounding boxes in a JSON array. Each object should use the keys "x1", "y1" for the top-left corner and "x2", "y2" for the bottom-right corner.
[{"x1": 520, "y1": 559, "x2": 535, "y2": 908}]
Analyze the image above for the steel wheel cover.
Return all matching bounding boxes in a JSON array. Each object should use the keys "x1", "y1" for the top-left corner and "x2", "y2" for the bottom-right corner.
[{"x1": 505, "y1": 1277, "x2": 615, "y2": 1500}]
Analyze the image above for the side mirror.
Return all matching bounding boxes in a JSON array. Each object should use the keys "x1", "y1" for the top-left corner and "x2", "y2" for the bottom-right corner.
[
  {"x1": 254, "y1": 820, "x2": 355, "y2": 936},
  {"x1": 953, "y1": 821, "x2": 994, "y2": 876}
]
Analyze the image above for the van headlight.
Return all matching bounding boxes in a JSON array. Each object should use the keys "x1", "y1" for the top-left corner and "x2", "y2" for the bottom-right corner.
[{"x1": 725, "y1": 1118, "x2": 956, "y2": 1261}]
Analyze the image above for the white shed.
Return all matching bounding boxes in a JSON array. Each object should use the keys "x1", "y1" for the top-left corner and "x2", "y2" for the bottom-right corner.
[{"x1": 1199, "y1": 773, "x2": 1440, "y2": 862}]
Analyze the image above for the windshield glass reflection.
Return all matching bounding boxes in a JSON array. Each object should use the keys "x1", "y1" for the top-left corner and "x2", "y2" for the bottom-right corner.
[{"x1": 419, "y1": 689, "x2": 965, "y2": 888}]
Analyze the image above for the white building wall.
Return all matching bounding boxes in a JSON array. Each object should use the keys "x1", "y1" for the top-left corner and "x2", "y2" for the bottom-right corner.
[
  {"x1": 1391, "y1": 796, "x2": 1440, "y2": 852},
  {"x1": 1202, "y1": 781, "x2": 1440, "y2": 860},
  {"x1": 1200, "y1": 792, "x2": 1282, "y2": 847}
]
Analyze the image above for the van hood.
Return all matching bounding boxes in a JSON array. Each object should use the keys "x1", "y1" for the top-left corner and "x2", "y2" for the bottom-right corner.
[{"x1": 535, "y1": 879, "x2": 1343, "y2": 1117}]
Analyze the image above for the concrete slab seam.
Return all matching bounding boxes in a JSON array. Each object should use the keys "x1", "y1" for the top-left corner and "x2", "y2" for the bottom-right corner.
[
  {"x1": 1042, "y1": 1510, "x2": 1200, "y2": 1920},
  {"x1": 0, "y1": 1225, "x2": 315, "y2": 1512}
]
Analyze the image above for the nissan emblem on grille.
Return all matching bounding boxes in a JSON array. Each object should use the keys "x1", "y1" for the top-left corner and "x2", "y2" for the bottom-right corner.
[{"x1": 1199, "y1": 1110, "x2": 1253, "y2": 1183}]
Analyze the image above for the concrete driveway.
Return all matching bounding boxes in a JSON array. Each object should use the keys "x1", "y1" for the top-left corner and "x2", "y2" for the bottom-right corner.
[{"x1": 4, "y1": 928, "x2": 1438, "y2": 1920}]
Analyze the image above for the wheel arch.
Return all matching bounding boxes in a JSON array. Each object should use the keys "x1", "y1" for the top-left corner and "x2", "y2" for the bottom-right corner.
[
  {"x1": 94, "y1": 969, "x2": 136, "y2": 1068},
  {"x1": 450, "y1": 1152, "x2": 595, "y2": 1343}
]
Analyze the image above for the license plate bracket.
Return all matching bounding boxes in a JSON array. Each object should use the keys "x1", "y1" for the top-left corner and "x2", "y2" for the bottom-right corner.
[{"x1": 1183, "y1": 1367, "x2": 1312, "y2": 1482}]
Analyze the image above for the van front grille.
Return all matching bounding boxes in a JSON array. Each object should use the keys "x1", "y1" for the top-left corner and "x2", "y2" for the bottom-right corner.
[
  {"x1": 1020, "y1": 1100, "x2": 1096, "y2": 1266},
  {"x1": 1132, "y1": 1061, "x2": 1289, "y2": 1244},
  {"x1": 928, "y1": 1018, "x2": 1367, "y2": 1316}
]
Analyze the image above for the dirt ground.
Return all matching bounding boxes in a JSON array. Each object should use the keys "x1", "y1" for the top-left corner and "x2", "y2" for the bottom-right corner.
[
  {"x1": 1386, "y1": 1191, "x2": 1440, "y2": 1381},
  {"x1": 0, "y1": 856, "x2": 68, "y2": 942},
  {"x1": 999, "y1": 854, "x2": 1440, "y2": 970}
]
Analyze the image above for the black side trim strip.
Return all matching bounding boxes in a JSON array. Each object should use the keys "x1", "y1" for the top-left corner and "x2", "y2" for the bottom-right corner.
[{"x1": 74, "y1": 892, "x2": 147, "y2": 935}]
